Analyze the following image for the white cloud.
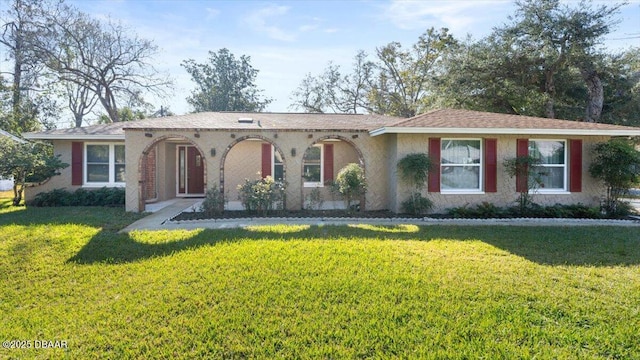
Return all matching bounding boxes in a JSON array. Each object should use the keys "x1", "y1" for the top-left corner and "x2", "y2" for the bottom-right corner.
[
  {"x1": 205, "y1": 7, "x2": 220, "y2": 19},
  {"x1": 383, "y1": 0, "x2": 510, "y2": 33},
  {"x1": 244, "y1": 5, "x2": 296, "y2": 42}
]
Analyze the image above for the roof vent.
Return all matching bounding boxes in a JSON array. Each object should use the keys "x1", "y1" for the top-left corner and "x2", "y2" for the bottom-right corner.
[{"x1": 238, "y1": 117, "x2": 253, "y2": 124}]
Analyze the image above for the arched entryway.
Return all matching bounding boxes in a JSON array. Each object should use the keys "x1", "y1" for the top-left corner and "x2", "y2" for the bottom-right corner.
[
  {"x1": 220, "y1": 135, "x2": 286, "y2": 210},
  {"x1": 301, "y1": 135, "x2": 365, "y2": 210},
  {"x1": 138, "y1": 135, "x2": 207, "y2": 211}
]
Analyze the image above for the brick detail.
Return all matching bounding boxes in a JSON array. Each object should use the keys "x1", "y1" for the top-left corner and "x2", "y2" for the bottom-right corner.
[{"x1": 143, "y1": 145, "x2": 157, "y2": 200}]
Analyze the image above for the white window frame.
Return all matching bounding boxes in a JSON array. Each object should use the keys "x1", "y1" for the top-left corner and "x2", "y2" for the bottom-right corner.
[
  {"x1": 84, "y1": 143, "x2": 126, "y2": 187},
  {"x1": 303, "y1": 144, "x2": 323, "y2": 188},
  {"x1": 272, "y1": 145, "x2": 284, "y2": 182},
  {"x1": 440, "y1": 138, "x2": 484, "y2": 194},
  {"x1": 528, "y1": 139, "x2": 568, "y2": 194}
]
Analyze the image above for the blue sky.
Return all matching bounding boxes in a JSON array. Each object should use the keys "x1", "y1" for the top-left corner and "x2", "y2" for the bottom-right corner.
[{"x1": 60, "y1": 0, "x2": 640, "y2": 116}]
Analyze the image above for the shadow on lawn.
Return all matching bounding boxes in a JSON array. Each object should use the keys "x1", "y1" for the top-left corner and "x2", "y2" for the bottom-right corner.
[{"x1": 68, "y1": 224, "x2": 640, "y2": 267}]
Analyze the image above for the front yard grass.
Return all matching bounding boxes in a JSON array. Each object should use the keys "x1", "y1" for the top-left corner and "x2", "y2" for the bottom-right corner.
[{"x1": 1, "y1": 201, "x2": 639, "y2": 358}]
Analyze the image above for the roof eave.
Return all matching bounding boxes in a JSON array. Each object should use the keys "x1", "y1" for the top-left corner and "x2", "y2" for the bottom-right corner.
[
  {"x1": 369, "y1": 127, "x2": 640, "y2": 137},
  {"x1": 22, "y1": 133, "x2": 125, "y2": 140}
]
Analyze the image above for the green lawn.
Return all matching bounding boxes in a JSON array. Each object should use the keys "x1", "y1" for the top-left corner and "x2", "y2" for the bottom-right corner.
[{"x1": 1, "y1": 201, "x2": 639, "y2": 359}]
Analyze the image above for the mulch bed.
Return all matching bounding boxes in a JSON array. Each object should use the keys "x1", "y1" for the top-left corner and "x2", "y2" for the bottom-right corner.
[
  {"x1": 172, "y1": 209, "x2": 427, "y2": 221},
  {"x1": 171, "y1": 209, "x2": 638, "y2": 222}
]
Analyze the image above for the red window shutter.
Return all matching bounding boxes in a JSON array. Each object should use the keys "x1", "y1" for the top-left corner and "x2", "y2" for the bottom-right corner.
[
  {"x1": 261, "y1": 143, "x2": 272, "y2": 178},
  {"x1": 484, "y1": 139, "x2": 497, "y2": 192},
  {"x1": 71, "y1": 142, "x2": 83, "y2": 185},
  {"x1": 516, "y1": 139, "x2": 529, "y2": 192},
  {"x1": 428, "y1": 138, "x2": 441, "y2": 192},
  {"x1": 323, "y1": 144, "x2": 334, "y2": 184},
  {"x1": 569, "y1": 139, "x2": 582, "y2": 192}
]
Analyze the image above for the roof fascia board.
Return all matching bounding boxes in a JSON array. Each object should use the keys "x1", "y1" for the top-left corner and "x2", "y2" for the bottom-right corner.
[
  {"x1": 369, "y1": 127, "x2": 640, "y2": 137},
  {"x1": 22, "y1": 134, "x2": 125, "y2": 140}
]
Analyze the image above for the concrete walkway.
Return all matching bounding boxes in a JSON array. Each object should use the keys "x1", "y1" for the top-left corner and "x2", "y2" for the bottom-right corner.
[
  {"x1": 120, "y1": 199, "x2": 640, "y2": 232},
  {"x1": 120, "y1": 198, "x2": 202, "y2": 232}
]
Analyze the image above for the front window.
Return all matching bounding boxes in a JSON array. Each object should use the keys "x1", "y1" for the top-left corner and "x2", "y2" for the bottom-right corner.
[
  {"x1": 441, "y1": 139, "x2": 482, "y2": 191},
  {"x1": 529, "y1": 140, "x2": 566, "y2": 191},
  {"x1": 273, "y1": 147, "x2": 284, "y2": 181},
  {"x1": 303, "y1": 145, "x2": 322, "y2": 187},
  {"x1": 85, "y1": 143, "x2": 125, "y2": 186}
]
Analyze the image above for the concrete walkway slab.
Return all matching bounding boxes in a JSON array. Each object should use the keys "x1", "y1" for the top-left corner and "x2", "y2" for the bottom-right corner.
[
  {"x1": 120, "y1": 198, "x2": 201, "y2": 233},
  {"x1": 121, "y1": 210, "x2": 640, "y2": 232}
]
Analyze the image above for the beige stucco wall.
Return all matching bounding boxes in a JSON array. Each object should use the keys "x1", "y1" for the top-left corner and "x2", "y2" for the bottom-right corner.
[
  {"x1": 224, "y1": 140, "x2": 265, "y2": 202},
  {"x1": 125, "y1": 130, "x2": 391, "y2": 212},
  {"x1": 28, "y1": 131, "x2": 609, "y2": 214},
  {"x1": 390, "y1": 133, "x2": 607, "y2": 213}
]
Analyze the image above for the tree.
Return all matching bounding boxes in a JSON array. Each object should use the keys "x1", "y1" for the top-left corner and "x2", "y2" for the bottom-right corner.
[
  {"x1": 369, "y1": 27, "x2": 457, "y2": 117},
  {"x1": 0, "y1": 137, "x2": 67, "y2": 206},
  {"x1": 97, "y1": 107, "x2": 146, "y2": 124},
  {"x1": 182, "y1": 48, "x2": 272, "y2": 112},
  {"x1": 599, "y1": 48, "x2": 640, "y2": 126},
  {"x1": 495, "y1": 0, "x2": 623, "y2": 120},
  {"x1": 290, "y1": 51, "x2": 374, "y2": 114},
  {"x1": 503, "y1": 155, "x2": 547, "y2": 213},
  {"x1": 290, "y1": 28, "x2": 457, "y2": 118},
  {"x1": 0, "y1": 0, "x2": 62, "y2": 133},
  {"x1": 36, "y1": 8, "x2": 171, "y2": 123},
  {"x1": 589, "y1": 139, "x2": 640, "y2": 216},
  {"x1": 396, "y1": 153, "x2": 433, "y2": 215}
]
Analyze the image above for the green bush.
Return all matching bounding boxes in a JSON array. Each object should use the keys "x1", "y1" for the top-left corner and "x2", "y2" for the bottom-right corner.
[
  {"x1": 335, "y1": 163, "x2": 366, "y2": 212},
  {"x1": 590, "y1": 139, "x2": 640, "y2": 216},
  {"x1": 200, "y1": 185, "x2": 226, "y2": 217},
  {"x1": 448, "y1": 202, "x2": 605, "y2": 219},
  {"x1": 448, "y1": 202, "x2": 505, "y2": 218},
  {"x1": 29, "y1": 187, "x2": 125, "y2": 207},
  {"x1": 400, "y1": 192, "x2": 433, "y2": 215},
  {"x1": 237, "y1": 176, "x2": 286, "y2": 216},
  {"x1": 304, "y1": 187, "x2": 324, "y2": 210},
  {"x1": 397, "y1": 153, "x2": 432, "y2": 216}
]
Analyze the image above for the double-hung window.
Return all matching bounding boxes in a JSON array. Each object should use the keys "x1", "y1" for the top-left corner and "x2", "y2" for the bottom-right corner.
[
  {"x1": 302, "y1": 145, "x2": 323, "y2": 187},
  {"x1": 85, "y1": 144, "x2": 125, "y2": 186},
  {"x1": 528, "y1": 140, "x2": 566, "y2": 191},
  {"x1": 440, "y1": 139, "x2": 482, "y2": 192}
]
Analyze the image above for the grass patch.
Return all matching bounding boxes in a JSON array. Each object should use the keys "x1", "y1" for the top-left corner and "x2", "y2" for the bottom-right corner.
[{"x1": 1, "y1": 204, "x2": 639, "y2": 358}]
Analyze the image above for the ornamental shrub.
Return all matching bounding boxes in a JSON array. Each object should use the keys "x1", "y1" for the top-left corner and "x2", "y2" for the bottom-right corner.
[
  {"x1": 334, "y1": 163, "x2": 366, "y2": 212},
  {"x1": 29, "y1": 187, "x2": 125, "y2": 207},
  {"x1": 237, "y1": 176, "x2": 286, "y2": 216},
  {"x1": 200, "y1": 185, "x2": 226, "y2": 217}
]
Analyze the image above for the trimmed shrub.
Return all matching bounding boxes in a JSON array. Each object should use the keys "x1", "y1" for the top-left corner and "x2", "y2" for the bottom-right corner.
[
  {"x1": 237, "y1": 176, "x2": 286, "y2": 216},
  {"x1": 335, "y1": 163, "x2": 366, "y2": 212},
  {"x1": 200, "y1": 185, "x2": 226, "y2": 217},
  {"x1": 448, "y1": 202, "x2": 605, "y2": 219},
  {"x1": 400, "y1": 192, "x2": 433, "y2": 215},
  {"x1": 29, "y1": 187, "x2": 125, "y2": 207}
]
